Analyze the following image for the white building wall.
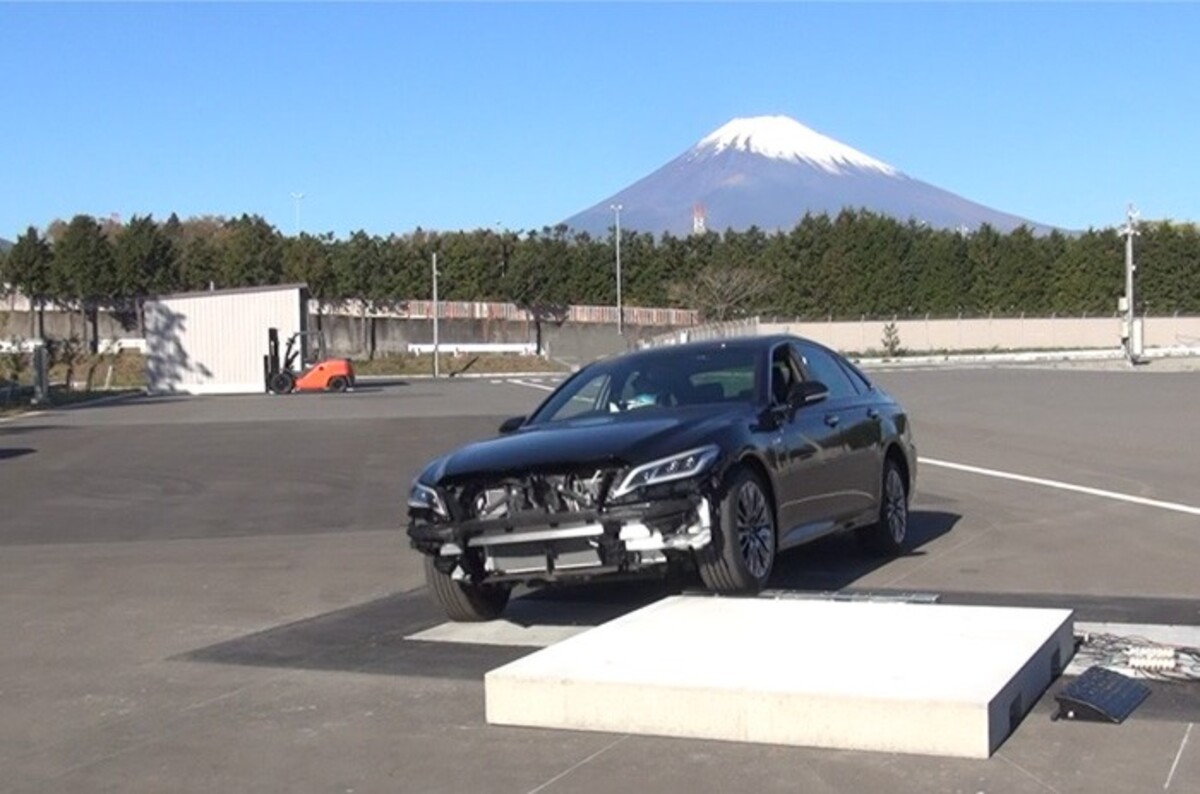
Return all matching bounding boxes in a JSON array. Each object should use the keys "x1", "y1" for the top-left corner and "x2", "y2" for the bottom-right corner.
[{"x1": 144, "y1": 285, "x2": 306, "y2": 394}]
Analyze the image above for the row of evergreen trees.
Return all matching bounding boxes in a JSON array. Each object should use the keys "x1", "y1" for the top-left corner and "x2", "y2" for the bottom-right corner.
[{"x1": 2, "y1": 210, "x2": 1198, "y2": 323}]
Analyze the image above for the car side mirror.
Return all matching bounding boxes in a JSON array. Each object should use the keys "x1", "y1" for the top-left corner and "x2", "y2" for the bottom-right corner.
[
  {"x1": 789, "y1": 381, "x2": 829, "y2": 407},
  {"x1": 498, "y1": 415, "x2": 526, "y2": 434}
]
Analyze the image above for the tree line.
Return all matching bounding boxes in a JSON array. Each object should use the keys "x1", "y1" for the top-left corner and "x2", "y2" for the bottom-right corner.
[{"x1": 2, "y1": 210, "x2": 1198, "y2": 337}]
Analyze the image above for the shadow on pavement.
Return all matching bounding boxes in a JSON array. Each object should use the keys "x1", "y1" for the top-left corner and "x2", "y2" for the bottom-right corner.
[
  {"x1": 0, "y1": 424, "x2": 66, "y2": 436},
  {"x1": 769, "y1": 509, "x2": 961, "y2": 591},
  {"x1": 179, "y1": 588, "x2": 529, "y2": 680},
  {"x1": 0, "y1": 447, "x2": 36, "y2": 460},
  {"x1": 181, "y1": 511, "x2": 960, "y2": 679},
  {"x1": 351, "y1": 378, "x2": 411, "y2": 389}
]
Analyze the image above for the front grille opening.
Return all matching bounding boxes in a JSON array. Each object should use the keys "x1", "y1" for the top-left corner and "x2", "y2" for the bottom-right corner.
[{"x1": 452, "y1": 469, "x2": 617, "y2": 520}]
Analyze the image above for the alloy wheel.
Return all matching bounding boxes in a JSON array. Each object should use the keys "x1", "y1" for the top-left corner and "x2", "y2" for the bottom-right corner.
[
  {"x1": 884, "y1": 467, "x2": 907, "y2": 544},
  {"x1": 736, "y1": 480, "x2": 774, "y2": 579}
]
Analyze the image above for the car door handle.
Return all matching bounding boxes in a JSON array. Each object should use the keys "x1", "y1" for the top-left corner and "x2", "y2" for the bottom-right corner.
[
  {"x1": 824, "y1": 413, "x2": 840, "y2": 428},
  {"x1": 867, "y1": 408, "x2": 880, "y2": 420}
]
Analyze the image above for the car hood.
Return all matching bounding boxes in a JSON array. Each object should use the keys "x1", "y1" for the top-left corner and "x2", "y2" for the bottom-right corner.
[{"x1": 423, "y1": 405, "x2": 751, "y2": 484}]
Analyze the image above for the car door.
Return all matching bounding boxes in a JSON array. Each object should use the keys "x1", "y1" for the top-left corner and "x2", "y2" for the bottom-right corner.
[
  {"x1": 792, "y1": 341, "x2": 881, "y2": 521},
  {"x1": 766, "y1": 344, "x2": 847, "y2": 547}
]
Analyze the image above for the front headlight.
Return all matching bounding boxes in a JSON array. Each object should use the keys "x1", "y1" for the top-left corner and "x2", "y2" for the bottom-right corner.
[
  {"x1": 610, "y1": 445, "x2": 720, "y2": 499},
  {"x1": 408, "y1": 480, "x2": 448, "y2": 518}
]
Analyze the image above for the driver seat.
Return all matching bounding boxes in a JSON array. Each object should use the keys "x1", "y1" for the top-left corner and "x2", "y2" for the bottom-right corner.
[{"x1": 772, "y1": 361, "x2": 793, "y2": 405}]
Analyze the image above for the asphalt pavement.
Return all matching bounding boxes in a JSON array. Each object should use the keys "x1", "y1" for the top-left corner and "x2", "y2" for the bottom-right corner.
[{"x1": 2, "y1": 366, "x2": 1199, "y2": 793}]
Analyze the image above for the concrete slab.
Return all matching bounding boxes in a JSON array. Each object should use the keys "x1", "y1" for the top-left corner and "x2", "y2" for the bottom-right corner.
[{"x1": 486, "y1": 595, "x2": 1074, "y2": 759}]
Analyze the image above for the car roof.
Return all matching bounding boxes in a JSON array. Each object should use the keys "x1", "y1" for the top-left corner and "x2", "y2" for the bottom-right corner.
[{"x1": 604, "y1": 334, "x2": 818, "y2": 366}]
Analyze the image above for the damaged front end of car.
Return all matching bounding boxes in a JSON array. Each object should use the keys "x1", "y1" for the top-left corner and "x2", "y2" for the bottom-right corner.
[{"x1": 407, "y1": 446, "x2": 722, "y2": 586}]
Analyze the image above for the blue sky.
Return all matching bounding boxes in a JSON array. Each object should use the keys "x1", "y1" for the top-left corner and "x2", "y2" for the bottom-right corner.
[{"x1": 2, "y1": 2, "x2": 1198, "y2": 239}]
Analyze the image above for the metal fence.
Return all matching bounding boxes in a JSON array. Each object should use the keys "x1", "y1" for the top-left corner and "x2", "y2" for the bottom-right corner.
[
  {"x1": 639, "y1": 318, "x2": 762, "y2": 349},
  {"x1": 325, "y1": 299, "x2": 699, "y2": 327}
]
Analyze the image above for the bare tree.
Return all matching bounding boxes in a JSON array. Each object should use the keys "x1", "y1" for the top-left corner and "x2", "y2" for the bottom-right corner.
[{"x1": 669, "y1": 264, "x2": 778, "y2": 322}]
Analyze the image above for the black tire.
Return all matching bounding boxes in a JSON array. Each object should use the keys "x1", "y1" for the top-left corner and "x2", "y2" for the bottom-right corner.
[
  {"x1": 269, "y1": 371, "x2": 295, "y2": 395},
  {"x1": 858, "y1": 458, "x2": 909, "y2": 556},
  {"x1": 696, "y1": 466, "x2": 776, "y2": 594},
  {"x1": 423, "y1": 555, "x2": 511, "y2": 622},
  {"x1": 328, "y1": 375, "x2": 349, "y2": 392}
]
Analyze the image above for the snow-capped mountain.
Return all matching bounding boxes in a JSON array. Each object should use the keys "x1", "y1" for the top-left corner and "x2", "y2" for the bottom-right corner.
[{"x1": 562, "y1": 115, "x2": 1052, "y2": 236}]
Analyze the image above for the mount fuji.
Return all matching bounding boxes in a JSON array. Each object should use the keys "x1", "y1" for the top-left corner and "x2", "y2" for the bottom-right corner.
[{"x1": 562, "y1": 115, "x2": 1053, "y2": 237}]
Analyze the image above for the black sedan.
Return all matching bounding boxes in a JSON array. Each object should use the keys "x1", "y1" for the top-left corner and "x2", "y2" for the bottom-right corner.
[{"x1": 407, "y1": 335, "x2": 916, "y2": 621}]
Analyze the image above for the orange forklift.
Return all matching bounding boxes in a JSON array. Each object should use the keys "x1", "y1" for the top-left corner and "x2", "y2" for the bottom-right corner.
[{"x1": 264, "y1": 327, "x2": 355, "y2": 394}]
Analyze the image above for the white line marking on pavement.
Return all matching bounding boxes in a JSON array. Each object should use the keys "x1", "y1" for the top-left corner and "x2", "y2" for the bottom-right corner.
[
  {"x1": 489, "y1": 379, "x2": 502, "y2": 385},
  {"x1": 1165, "y1": 722, "x2": 1193, "y2": 790},
  {"x1": 509, "y1": 378, "x2": 556, "y2": 392},
  {"x1": 996, "y1": 751, "x2": 1062, "y2": 794},
  {"x1": 526, "y1": 735, "x2": 629, "y2": 794},
  {"x1": 920, "y1": 457, "x2": 1200, "y2": 517},
  {"x1": 0, "y1": 409, "x2": 44, "y2": 424}
]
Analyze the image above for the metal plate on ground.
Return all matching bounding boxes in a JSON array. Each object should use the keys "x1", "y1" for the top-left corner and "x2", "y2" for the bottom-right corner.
[{"x1": 1054, "y1": 666, "x2": 1151, "y2": 723}]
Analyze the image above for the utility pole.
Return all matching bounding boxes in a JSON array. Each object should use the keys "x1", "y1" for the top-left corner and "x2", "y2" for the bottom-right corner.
[
  {"x1": 290, "y1": 192, "x2": 305, "y2": 236},
  {"x1": 432, "y1": 252, "x2": 440, "y2": 378},
  {"x1": 611, "y1": 203, "x2": 623, "y2": 335},
  {"x1": 1120, "y1": 205, "x2": 1141, "y2": 364}
]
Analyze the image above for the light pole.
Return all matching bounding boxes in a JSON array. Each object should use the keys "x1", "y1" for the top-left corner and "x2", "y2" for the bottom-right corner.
[
  {"x1": 495, "y1": 221, "x2": 506, "y2": 278},
  {"x1": 432, "y1": 252, "x2": 440, "y2": 378},
  {"x1": 1120, "y1": 204, "x2": 1141, "y2": 364},
  {"x1": 611, "y1": 203, "x2": 623, "y2": 335},
  {"x1": 290, "y1": 192, "x2": 305, "y2": 236}
]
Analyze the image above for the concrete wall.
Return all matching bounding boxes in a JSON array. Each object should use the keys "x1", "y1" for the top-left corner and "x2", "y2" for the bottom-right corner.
[
  {"x1": 759, "y1": 315, "x2": 1200, "y2": 353},
  {"x1": 314, "y1": 313, "x2": 671, "y2": 363},
  {"x1": 308, "y1": 300, "x2": 695, "y2": 363},
  {"x1": 648, "y1": 315, "x2": 1200, "y2": 354},
  {"x1": 0, "y1": 306, "x2": 135, "y2": 344},
  {"x1": 8, "y1": 287, "x2": 1200, "y2": 363},
  {"x1": 1, "y1": 305, "x2": 669, "y2": 366}
]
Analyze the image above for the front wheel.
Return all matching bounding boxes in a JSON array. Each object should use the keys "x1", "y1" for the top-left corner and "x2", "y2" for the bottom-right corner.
[
  {"x1": 857, "y1": 459, "x2": 909, "y2": 556},
  {"x1": 423, "y1": 555, "x2": 512, "y2": 622},
  {"x1": 269, "y1": 371, "x2": 295, "y2": 395},
  {"x1": 697, "y1": 467, "x2": 776, "y2": 594}
]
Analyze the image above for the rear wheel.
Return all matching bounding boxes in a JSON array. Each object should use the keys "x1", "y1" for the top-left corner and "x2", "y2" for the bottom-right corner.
[
  {"x1": 328, "y1": 375, "x2": 349, "y2": 392},
  {"x1": 269, "y1": 371, "x2": 295, "y2": 394},
  {"x1": 858, "y1": 458, "x2": 909, "y2": 555},
  {"x1": 423, "y1": 555, "x2": 512, "y2": 622},
  {"x1": 697, "y1": 467, "x2": 776, "y2": 594}
]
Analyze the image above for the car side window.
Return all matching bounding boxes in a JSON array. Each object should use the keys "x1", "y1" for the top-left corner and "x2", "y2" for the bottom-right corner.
[
  {"x1": 792, "y1": 343, "x2": 858, "y2": 401},
  {"x1": 769, "y1": 345, "x2": 803, "y2": 406},
  {"x1": 838, "y1": 358, "x2": 874, "y2": 395}
]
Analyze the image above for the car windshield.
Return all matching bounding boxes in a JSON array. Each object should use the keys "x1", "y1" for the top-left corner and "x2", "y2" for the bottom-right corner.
[{"x1": 530, "y1": 347, "x2": 760, "y2": 424}]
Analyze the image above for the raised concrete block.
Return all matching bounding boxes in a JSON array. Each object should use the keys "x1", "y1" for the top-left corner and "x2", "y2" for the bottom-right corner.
[{"x1": 485, "y1": 595, "x2": 1073, "y2": 758}]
